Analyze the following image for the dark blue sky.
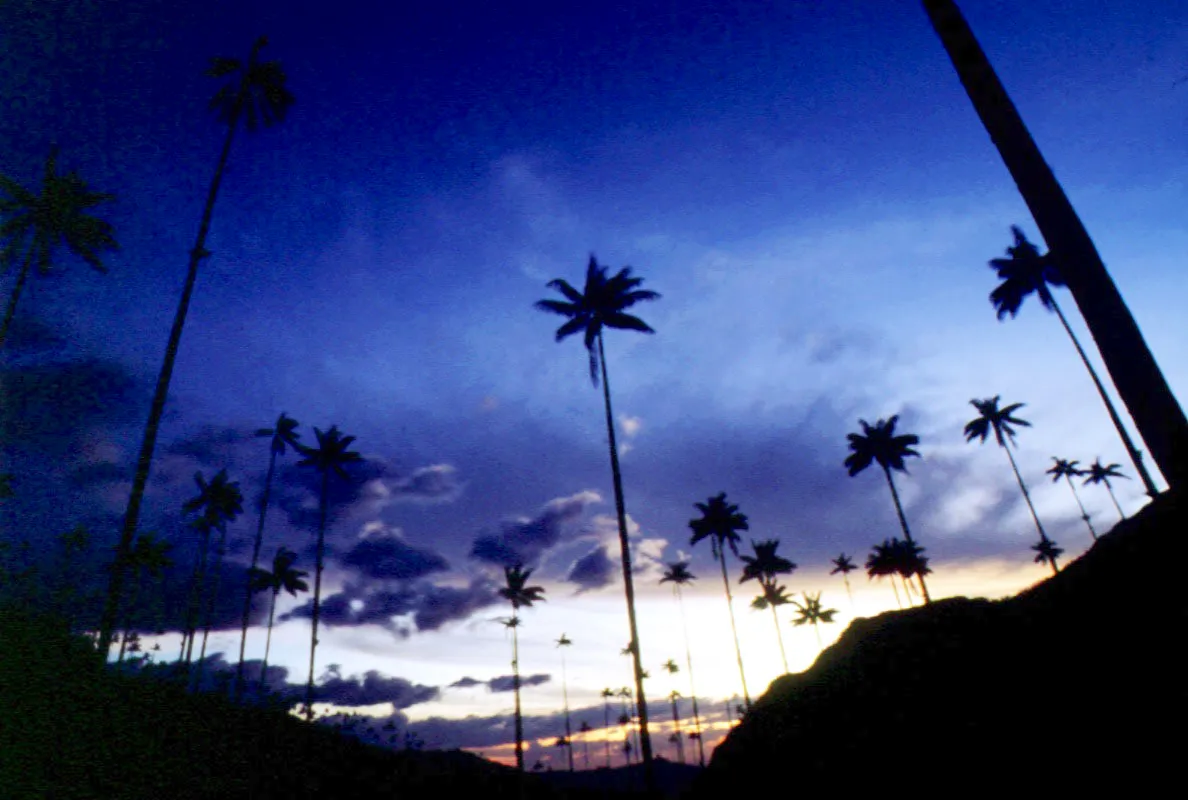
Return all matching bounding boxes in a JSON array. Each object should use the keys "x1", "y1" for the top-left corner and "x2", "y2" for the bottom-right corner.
[{"x1": 2, "y1": 0, "x2": 1186, "y2": 763}]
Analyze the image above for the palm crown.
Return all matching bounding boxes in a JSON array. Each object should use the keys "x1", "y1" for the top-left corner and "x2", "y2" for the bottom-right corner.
[
  {"x1": 256, "y1": 412, "x2": 301, "y2": 455},
  {"x1": 129, "y1": 533, "x2": 173, "y2": 576},
  {"x1": 988, "y1": 226, "x2": 1064, "y2": 319},
  {"x1": 296, "y1": 426, "x2": 362, "y2": 479},
  {"x1": 250, "y1": 547, "x2": 308, "y2": 596},
  {"x1": 790, "y1": 592, "x2": 838, "y2": 627},
  {"x1": 659, "y1": 561, "x2": 696, "y2": 586},
  {"x1": 500, "y1": 564, "x2": 546, "y2": 610},
  {"x1": 844, "y1": 415, "x2": 920, "y2": 476},
  {"x1": 207, "y1": 37, "x2": 295, "y2": 131},
  {"x1": 751, "y1": 582, "x2": 792, "y2": 610},
  {"x1": 183, "y1": 469, "x2": 244, "y2": 528},
  {"x1": 535, "y1": 255, "x2": 660, "y2": 385},
  {"x1": 738, "y1": 539, "x2": 796, "y2": 584},
  {"x1": 1082, "y1": 460, "x2": 1127, "y2": 486},
  {"x1": 1046, "y1": 457, "x2": 1082, "y2": 483},
  {"x1": 689, "y1": 493, "x2": 749, "y2": 559},
  {"x1": 829, "y1": 553, "x2": 856, "y2": 576},
  {"x1": 964, "y1": 396, "x2": 1030, "y2": 447}
]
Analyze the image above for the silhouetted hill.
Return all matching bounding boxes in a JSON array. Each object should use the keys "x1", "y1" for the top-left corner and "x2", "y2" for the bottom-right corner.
[{"x1": 690, "y1": 489, "x2": 1186, "y2": 796}]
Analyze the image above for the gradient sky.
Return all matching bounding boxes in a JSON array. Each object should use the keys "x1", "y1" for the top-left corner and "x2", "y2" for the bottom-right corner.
[{"x1": 2, "y1": 0, "x2": 1186, "y2": 768}]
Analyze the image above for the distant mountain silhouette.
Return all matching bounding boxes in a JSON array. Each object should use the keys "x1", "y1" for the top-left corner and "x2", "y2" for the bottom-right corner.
[{"x1": 689, "y1": 489, "x2": 1186, "y2": 796}]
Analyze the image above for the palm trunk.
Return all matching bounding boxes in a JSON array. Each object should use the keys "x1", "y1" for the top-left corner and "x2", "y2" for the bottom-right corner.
[
  {"x1": 583, "y1": 737, "x2": 590, "y2": 770},
  {"x1": 97, "y1": 39, "x2": 265, "y2": 659},
  {"x1": 237, "y1": 448, "x2": 278, "y2": 696},
  {"x1": 595, "y1": 332, "x2": 655, "y2": 787},
  {"x1": 512, "y1": 621, "x2": 524, "y2": 773},
  {"x1": 716, "y1": 551, "x2": 751, "y2": 709},
  {"x1": 1001, "y1": 441, "x2": 1058, "y2": 572},
  {"x1": 1104, "y1": 479, "x2": 1126, "y2": 521},
  {"x1": 0, "y1": 249, "x2": 34, "y2": 351},
  {"x1": 882, "y1": 466, "x2": 931, "y2": 603},
  {"x1": 1064, "y1": 475, "x2": 1098, "y2": 540},
  {"x1": 117, "y1": 572, "x2": 142, "y2": 665},
  {"x1": 183, "y1": 525, "x2": 214, "y2": 667},
  {"x1": 812, "y1": 620, "x2": 823, "y2": 652},
  {"x1": 259, "y1": 590, "x2": 278, "y2": 695},
  {"x1": 675, "y1": 588, "x2": 706, "y2": 767},
  {"x1": 669, "y1": 696, "x2": 684, "y2": 764},
  {"x1": 770, "y1": 604, "x2": 788, "y2": 673},
  {"x1": 922, "y1": 0, "x2": 1188, "y2": 492},
  {"x1": 1050, "y1": 299, "x2": 1159, "y2": 497},
  {"x1": 889, "y1": 576, "x2": 903, "y2": 609},
  {"x1": 560, "y1": 651, "x2": 574, "y2": 772},
  {"x1": 305, "y1": 468, "x2": 330, "y2": 721},
  {"x1": 194, "y1": 524, "x2": 229, "y2": 690},
  {"x1": 842, "y1": 575, "x2": 853, "y2": 606},
  {"x1": 603, "y1": 701, "x2": 612, "y2": 768}
]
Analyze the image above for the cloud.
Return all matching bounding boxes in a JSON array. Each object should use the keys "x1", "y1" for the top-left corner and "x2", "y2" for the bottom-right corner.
[
  {"x1": 565, "y1": 546, "x2": 616, "y2": 592},
  {"x1": 280, "y1": 576, "x2": 499, "y2": 634},
  {"x1": 488, "y1": 673, "x2": 551, "y2": 693},
  {"x1": 315, "y1": 669, "x2": 440, "y2": 708},
  {"x1": 341, "y1": 524, "x2": 450, "y2": 581},
  {"x1": 449, "y1": 676, "x2": 484, "y2": 688},
  {"x1": 390, "y1": 464, "x2": 463, "y2": 504},
  {"x1": 470, "y1": 490, "x2": 601, "y2": 567}
]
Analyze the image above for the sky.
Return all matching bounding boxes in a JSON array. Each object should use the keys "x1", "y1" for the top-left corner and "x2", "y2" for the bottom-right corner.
[{"x1": 2, "y1": 0, "x2": 1187, "y2": 769}]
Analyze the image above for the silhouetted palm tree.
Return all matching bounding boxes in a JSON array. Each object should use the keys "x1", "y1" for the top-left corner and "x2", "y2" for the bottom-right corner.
[
  {"x1": 844, "y1": 416, "x2": 932, "y2": 602},
  {"x1": 118, "y1": 532, "x2": 172, "y2": 664},
  {"x1": 659, "y1": 560, "x2": 705, "y2": 766},
  {"x1": 556, "y1": 633, "x2": 575, "y2": 772},
  {"x1": 180, "y1": 470, "x2": 244, "y2": 667},
  {"x1": 98, "y1": 37, "x2": 294, "y2": 657},
  {"x1": 535, "y1": 254, "x2": 660, "y2": 778},
  {"x1": 689, "y1": 492, "x2": 752, "y2": 709},
  {"x1": 600, "y1": 687, "x2": 615, "y2": 768},
  {"x1": 297, "y1": 425, "x2": 362, "y2": 719},
  {"x1": 988, "y1": 227, "x2": 1159, "y2": 499},
  {"x1": 790, "y1": 592, "x2": 838, "y2": 651},
  {"x1": 249, "y1": 546, "x2": 308, "y2": 694},
  {"x1": 1083, "y1": 459, "x2": 1129, "y2": 521},
  {"x1": 1046, "y1": 457, "x2": 1097, "y2": 540},
  {"x1": 964, "y1": 397, "x2": 1059, "y2": 574},
  {"x1": 0, "y1": 148, "x2": 117, "y2": 351},
  {"x1": 500, "y1": 564, "x2": 546, "y2": 773},
  {"x1": 750, "y1": 579, "x2": 792, "y2": 672},
  {"x1": 1031, "y1": 538, "x2": 1064, "y2": 571},
  {"x1": 578, "y1": 720, "x2": 593, "y2": 770},
  {"x1": 236, "y1": 412, "x2": 301, "y2": 695},
  {"x1": 666, "y1": 688, "x2": 685, "y2": 764},
  {"x1": 830, "y1": 553, "x2": 857, "y2": 605},
  {"x1": 865, "y1": 539, "x2": 905, "y2": 608}
]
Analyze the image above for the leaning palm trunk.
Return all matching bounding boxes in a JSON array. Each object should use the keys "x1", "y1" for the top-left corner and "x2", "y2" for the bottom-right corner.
[
  {"x1": 258, "y1": 589, "x2": 279, "y2": 696},
  {"x1": 194, "y1": 525, "x2": 229, "y2": 690},
  {"x1": 116, "y1": 570, "x2": 142, "y2": 665},
  {"x1": 882, "y1": 466, "x2": 931, "y2": 602},
  {"x1": 674, "y1": 589, "x2": 706, "y2": 767},
  {"x1": 1001, "y1": 442, "x2": 1059, "y2": 574},
  {"x1": 181, "y1": 525, "x2": 214, "y2": 667},
  {"x1": 596, "y1": 332, "x2": 654, "y2": 779},
  {"x1": 237, "y1": 447, "x2": 279, "y2": 695},
  {"x1": 304, "y1": 468, "x2": 330, "y2": 720},
  {"x1": 1049, "y1": 297, "x2": 1159, "y2": 497},
  {"x1": 0, "y1": 251, "x2": 35, "y2": 350},
  {"x1": 1062, "y1": 473, "x2": 1098, "y2": 540},
  {"x1": 716, "y1": 549, "x2": 751, "y2": 709},
  {"x1": 770, "y1": 604, "x2": 789, "y2": 673},
  {"x1": 1102, "y1": 478, "x2": 1126, "y2": 521},
  {"x1": 97, "y1": 44, "x2": 262, "y2": 659},
  {"x1": 922, "y1": 0, "x2": 1188, "y2": 492}
]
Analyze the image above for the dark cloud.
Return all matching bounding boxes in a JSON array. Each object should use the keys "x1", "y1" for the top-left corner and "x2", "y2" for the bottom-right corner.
[
  {"x1": 389, "y1": 464, "x2": 462, "y2": 503},
  {"x1": 449, "y1": 676, "x2": 483, "y2": 688},
  {"x1": 469, "y1": 491, "x2": 599, "y2": 567},
  {"x1": 489, "y1": 673, "x2": 550, "y2": 693},
  {"x1": 341, "y1": 526, "x2": 450, "y2": 581},
  {"x1": 565, "y1": 546, "x2": 615, "y2": 592},
  {"x1": 280, "y1": 576, "x2": 499, "y2": 634},
  {"x1": 163, "y1": 425, "x2": 252, "y2": 462},
  {"x1": 315, "y1": 669, "x2": 440, "y2": 708}
]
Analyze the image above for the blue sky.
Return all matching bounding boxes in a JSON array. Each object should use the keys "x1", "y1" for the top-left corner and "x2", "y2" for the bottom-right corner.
[{"x1": 2, "y1": 0, "x2": 1187, "y2": 767}]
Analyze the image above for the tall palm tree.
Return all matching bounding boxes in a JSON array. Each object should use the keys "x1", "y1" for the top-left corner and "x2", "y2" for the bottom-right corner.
[
  {"x1": 666, "y1": 687, "x2": 685, "y2": 764},
  {"x1": 689, "y1": 492, "x2": 753, "y2": 709},
  {"x1": 964, "y1": 397, "x2": 1059, "y2": 574},
  {"x1": 180, "y1": 470, "x2": 244, "y2": 666},
  {"x1": 0, "y1": 147, "x2": 118, "y2": 351},
  {"x1": 790, "y1": 592, "x2": 838, "y2": 651},
  {"x1": 922, "y1": 0, "x2": 1188, "y2": 493},
  {"x1": 578, "y1": 720, "x2": 593, "y2": 770},
  {"x1": 98, "y1": 37, "x2": 294, "y2": 658},
  {"x1": 249, "y1": 547, "x2": 308, "y2": 695},
  {"x1": 738, "y1": 539, "x2": 797, "y2": 584},
  {"x1": 1046, "y1": 457, "x2": 1097, "y2": 540},
  {"x1": 555, "y1": 633, "x2": 575, "y2": 772},
  {"x1": 988, "y1": 226, "x2": 1159, "y2": 498},
  {"x1": 844, "y1": 415, "x2": 932, "y2": 602},
  {"x1": 297, "y1": 425, "x2": 362, "y2": 719},
  {"x1": 865, "y1": 539, "x2": 905, "y2": 608},
  {"x1": 615, "y1": 686, "x2": 636, "y2": 765},
  {"x1": 750, "y1": 580, "x2": 793, "y2": 673},
  {"x1": 600, "y1": 687, "x2": 615, "y2": 768},
  {"x1": 236, "y1": 413, "x2": 301, "y2": 695},
  {"x1": 118, "y1": 532, "x2": 172, "y2": 664},
  {"x1": 658, "y1": 561, "x2": 705, "y2": 767},
  {"x1": 499, "y1": 564, "x2": 546, "y2": 774},
  {"x1": 535, "y1": 254, "x2": 660, "y2": 780},
  {"x1": 830, "y1": 553, "x2": 857, "y2": 605},
  {"x1": 1083, "y1": 459, "x2": 1129, "y2": 521}
]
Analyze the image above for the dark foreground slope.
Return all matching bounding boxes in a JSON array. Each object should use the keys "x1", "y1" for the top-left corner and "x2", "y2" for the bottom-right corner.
[{"x1": 690, "y1": 490, "x2": 1186, "y2": 796}]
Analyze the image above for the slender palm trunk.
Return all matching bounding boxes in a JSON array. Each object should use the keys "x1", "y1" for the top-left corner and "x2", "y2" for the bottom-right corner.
[
  {"x1": 1001, "y1": 441, "x2": 1058, "y2": 572},
  {"x1": 1064, "y1": 475, "x2": 1097, "y2": 540},
  {"x1": 560, "y1": 650, "x2": 574, "y2": 772},
  {"x1": 1104, "y1": 479, "x2": 1126, "y2": 521},
  {"x1": 675, "y1": 588, "x2": 706, "y2": 767},
  {"x1": 1050, "y1": 299, "x2": 1160, "y2": 497},
  {"x1": 603, "y1": 701, "x2": 612, "y2": 768},
  {"x1": 305, "y1": 469, "x2": 330, "y2": 720},
  {"x1": 583, "y1": 736, "x2": 590, "y2": 770},
  {"x1": 0, "y1": 250, "x2": 34, "y2": 351},
  {"x1": 259, "y1": 590, "x2": 278, "y2": 695},
  {"x1": 889, "y1": 576, "x2": 903, "y2": 609},
  {"x1": 182, "y1": 526, "x2": 214, "y2": 667},
  {"x1": 812, "y1": 620, "x2": 822, "y2": 652},
  {"x1": 669, "y1": 696, "x2": 684, "y2": 764},
  {"x1": 922, "y1": 0, "x2": 1188, "y2": 492},
  {"x1": 595, "y1": 332, "x2": 654, "y2": 786},
  {"x1": 842, "y1": 575, "x2": 853, "y2": 606},
  {"x1": 882, "y1": 466, "x2": 931, "y2": 603},
  {"x1": 194, "y1": 525, "x2": 229, "y2": 689},
  {"x1": 770, "y1": 604, "x2": 788, "y2": 673},
  {"x1": 117, "y1": 573, "x2": 142, "y2": 665},
  {"x1": 512, "y1": 621, "x2": 524, "y2": 773},
  {"x1": 716, "y1": 551, "x2": 751, "y2": 709},
  {"x1": 237, "y1": 448, "x2": 278, "y2": 695}
]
